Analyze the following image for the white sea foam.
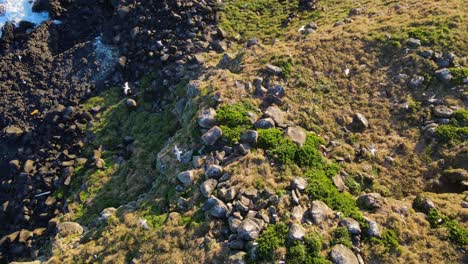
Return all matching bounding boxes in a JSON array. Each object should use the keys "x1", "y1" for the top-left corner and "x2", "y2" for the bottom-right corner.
[{"x1": 0, "y1": 0, "x2": 49, "y2": 36}]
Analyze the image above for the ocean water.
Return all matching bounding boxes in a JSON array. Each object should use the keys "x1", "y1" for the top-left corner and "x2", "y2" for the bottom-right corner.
[{"x1": 0, "y1": 0, "x2": 49, "y2": 36}]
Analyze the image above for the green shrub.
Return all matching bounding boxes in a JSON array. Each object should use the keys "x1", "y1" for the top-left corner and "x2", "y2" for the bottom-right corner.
[
  {"x1": 344, "y1": 176, "x2": 362, "y2": 195},
  {"x1": 258, "y1": 128, "x2": 297, "y2": 164},
  {"x1": 216, "y1": 103, "x2": 252, "y2": 128},
  {"x1": 435, "y1": 125, "x2": 468, "y2": 145},
  {"x1": 257, "y1": 128, "x2": 285, "y2": 149},
  {"x1": 376, "y1": 229, "x2": 402, "y2": 254},
  {"x1": 274, "y1": 59, "x2": 294, "y2": 79},
  {"x1": 216, "y1": 103, "x2": 254, "y2": 143},
  {"x1": 450, "y1": 110, "x2": 468, "y2": 127},
  {"x1": 256, "y1": 223, "x2": 288, "y2": 261},
  {"x1": 305, "y1": 168, "x2": 363, "y2": 223},
  {"x1": 330, "y1": 227, "x2": 352, "y2": 248},
  {"x1": 287, "y1": 242, "x2": 307, "y2": 264},
  {"x1": 287, "y1": 235, "x2": 330, "y2": 264},
  {"x1": 220, "y1": 125, "x2": 249, "y2": 144},
  {"x1": 407, "y1": 24, "x2": 454, "y2": 47},
  {"x1": 449, "y1": 67, "x2": 468, "y2": 85},
  {"x1": 304, "y1": 233, "x2": 323, "y2": 256},
  {"x1": 257, "y1": 129, "x2": 326, "y2": 166},
  {"x1": 427, "y1": 209, "x2": 467, "y2": 246},
  {"x1": 294, "y1": 134, "x2": 325, "y2": 168}
]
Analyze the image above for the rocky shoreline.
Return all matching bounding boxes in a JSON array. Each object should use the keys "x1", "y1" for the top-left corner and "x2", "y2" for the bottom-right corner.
[{"x1": 0, "y1": 0, "x2": 223, "y2": 261}]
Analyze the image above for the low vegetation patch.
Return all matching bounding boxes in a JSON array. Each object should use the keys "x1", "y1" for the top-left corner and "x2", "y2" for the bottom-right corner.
[
  {"x1": 256, "y1": 224, "x2": 329, "y2": 263},
  {"x1": 427, "y1": 209, "x2": 468, "y2": 247},
  {"x1": 219, "y1": 0, "x2": 299, "y2": 41},
  {"x1": 216, "y1": 102, "x2": 255, "y2": 144},
  {"x1": 371, "y1": 229, "x2": 402, "y2": 254},
  {"x1": 435, "y1": 125, "x2": 468, "y2": 146},
  {"x1": 449, "y1": 67, "x2": 468, "y2": 86},
  {"x1": 330, "y1": 227, "x2": 353, "y2": 248},
  {"x1": 256, "y1": 223, "x2": 289, "y2": 261},
  {"x1": 257, "y1": 128, "x2": 325, "y2": 166}
]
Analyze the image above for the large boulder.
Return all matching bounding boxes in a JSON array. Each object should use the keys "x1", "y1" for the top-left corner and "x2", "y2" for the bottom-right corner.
[
  {"x1": 356, "y1": 193, "x2": 386, "y2": 211},
  {"x1": 200, "y1": 179, "x2": 218, "y2": 198},
  {"x1": 443, "y1": 168, "x2": 468, "y2": 184},
  {"x1": 310, "y1": 200, "x2": 334, "y2": 224},
  {"x1": 433, "y1": 105, "x2": 453, "y2": 118},
  {"x1": 3, "y1": 125, "x2": 24, "y2": 139},
  {"x1": 205, "y1": 165, "x2": 223, "y2": 179},
  {"x1": 201, "y1": 126, "x2": 223, "y2": 145},
  {"x1": 291, "y1": 177, "x2": 308, "y2": 191},
  {"x1": 350, "y1": 113, "x2": 369, "y2": 131},
  {"x1": 284, "y1": 126, "x2": 307, "y2": 147},
  {"x1": 177, "y1": 170, "x2": 196, "y2": 187},
  {"x1": 237, "y1": 218, "x2": 261, "y2": 241},
  {"x1": 288, "y1": 223, "x2": 305, "y2": 241},
  {"x1": 264, "y1": 105, "x2": 287, "y2": 127},
  {"x1": 339, "y1": 218, "x2": 361, "y2": 235},
  {"x1": 330, "y1": 244, "x2": 359, "y2": 264},
  {"x1": 56, "y1": 222, "x2": 83, "y2": 237},
  {"x1": 254, "y1": 117, "x2": 275, "y2": 129},
  {"x1": 198, "y1": 108, "x2": 217, "y2": 128}
]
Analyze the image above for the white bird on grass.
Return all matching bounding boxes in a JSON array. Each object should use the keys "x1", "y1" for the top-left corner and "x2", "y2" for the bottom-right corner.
[
  {"x1": 174, "y1": 145, "x2": 183, "y2": 162},
  {"x1": 123, "y1": 82, "x2": 131, "y2": 95}
]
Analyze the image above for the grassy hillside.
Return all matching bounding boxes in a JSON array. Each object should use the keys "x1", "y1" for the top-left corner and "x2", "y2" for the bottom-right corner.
[{"x1": 45, "y1": 0, "x2": 467, "y2": 263}]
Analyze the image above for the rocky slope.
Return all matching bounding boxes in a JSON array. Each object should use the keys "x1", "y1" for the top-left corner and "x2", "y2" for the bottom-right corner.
[{"x1": 1, "y1": 0, "x2": 467, "y2": 263}]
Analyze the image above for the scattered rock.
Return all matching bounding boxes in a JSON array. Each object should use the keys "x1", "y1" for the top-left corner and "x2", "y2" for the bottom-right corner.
[
  {"x1": 356, "y1": 193, "x2": 385, "y2": 211},
  {"x1": 284, "y1": 126, "x2": 307, "y2": 147},
  {"x1": 177, "y1": 170, "x2": 196, "y2": 187},
  {"x1": 205, "y1": 196, "x2": 229, "y2": 219},
  {"x1": 265, "y1": 64, "x2": 282, "y2": 75},
  {"x1": 198, "y1": 108, "x2": 217, "y2": 128},
  {"x1": 264, "y1": 105, "x2": 287, "y2": 127},
  {"x1": 201, "y1": 126, "x2": 223, "y2": 145},
  {"x1": 227, "y1": 251, "x2": 247, "y2": 264},
  {"x1": 408, "y1": 76, "x2": 425, "y2": 89},
  {"x1": 205, "y1": 165, "x2": 223, "y2": 179},
  {"x1": 310, "y1": 200, "x2": 333, "y2": 224},
  {"x1": 254, "y1": 118, "x2": 275, "y2": 129},
  {"x1": 435, "y1": 68, "x2": 453, "y2": 84},
  {"x1": 349, "y1": 8, "x2": 363, "y2": 16},
  {"x1": 126, "y1": 98, "x2": 137, "y2": 110},
  {"x1": 339, "y1": 218, "x2": 361, "y2": 235},
  {"x1": 432, "y1": 105, "x2": 453, "y2": 118},
  {"x1": 330, "y1": 244, "x2": 359, "y2": 264},
  {"x1": 332, "y1": 175, "x2": 347, "y2": 192},
  {"x1": 3, "y1": 126, "x2": 24, "y2": 139},
  {"x1": 288, "y1": 223, "x2": 305, "y2": 241},
  {"x1": 291, "y1": 177, "x2": 308, "y2": 191},
  {"x1": 366, "y1": 219, "x2": 381, "y2": 237},
  {"x1": 407, "y1": 38, "x2": 421, "y2": 48},
  {"x1": 413, "y1": 196, "x2": 436, "y2": 213},
  {"x1": 237, "y1": 218, "x2": 261, "y2": 241},
  {"x1": 240, "y1": 130, "x2": 259, "y2": 146},
  {"x1": 291, "y1": 206, "x2": 305, "y2": 222},
  {"x1": 419, "y1": 50, "x2": 434, "y2": 59},
  {"x1": 350, "y1": 113, "x2": 369, "y2": 131},
  {"x1": 56, "y1": 222, "x2": 83, "y2": 237},
  {"x1": 200, "y1": 179, "x2": 218, "y2": 198}
]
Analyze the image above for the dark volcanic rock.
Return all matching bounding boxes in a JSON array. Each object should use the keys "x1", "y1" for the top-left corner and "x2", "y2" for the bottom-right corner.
[{"x1": 0, "y1": 0, "x2": 222, "y2": 261}]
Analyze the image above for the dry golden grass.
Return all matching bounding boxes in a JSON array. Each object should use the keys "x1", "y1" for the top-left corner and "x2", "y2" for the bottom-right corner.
[{"x1": 48, "y1": 0, "x2": 466, "y2": 263}]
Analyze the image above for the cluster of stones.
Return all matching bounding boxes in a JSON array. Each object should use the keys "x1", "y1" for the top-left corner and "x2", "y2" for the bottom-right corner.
[
  {"x1": 0, "y1": 105, "x2": 95, "y2": 258},
  {"x1": 173, "y1": 69, "x2": 383, "y2": 263}
]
